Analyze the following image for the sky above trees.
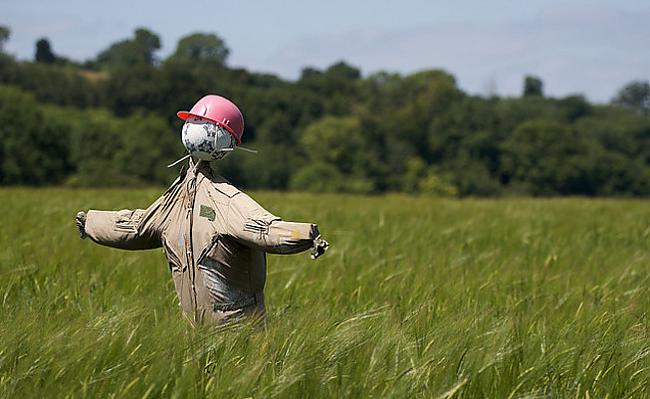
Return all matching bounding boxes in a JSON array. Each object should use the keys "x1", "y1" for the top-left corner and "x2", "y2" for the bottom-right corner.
[{"x1": 2, "y1": 0, "x2": 649, "y2": 103}]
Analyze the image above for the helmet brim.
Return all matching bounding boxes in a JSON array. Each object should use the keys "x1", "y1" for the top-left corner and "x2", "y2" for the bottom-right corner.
[
  {"x1": 176, "y1": 110, "x2": 192, "y2": 121},
  {"x1": 176, "y1": 110, "x2": 241, "y2": 145}
]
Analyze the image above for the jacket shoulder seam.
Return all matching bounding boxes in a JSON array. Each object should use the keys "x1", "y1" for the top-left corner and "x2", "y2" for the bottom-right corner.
[{"x1": 213, "y1": 182, "x2": 241, "y2": 198}]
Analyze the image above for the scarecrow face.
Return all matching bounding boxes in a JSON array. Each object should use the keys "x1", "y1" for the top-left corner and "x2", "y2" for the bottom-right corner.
[{"x1": 182, "y1": 116, "x2": 235, "y2": 161}]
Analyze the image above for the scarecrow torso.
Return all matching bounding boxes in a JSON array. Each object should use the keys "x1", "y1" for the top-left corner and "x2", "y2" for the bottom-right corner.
[{"x1": 160, "y1": 165, "x2": 268, "y2": 322}]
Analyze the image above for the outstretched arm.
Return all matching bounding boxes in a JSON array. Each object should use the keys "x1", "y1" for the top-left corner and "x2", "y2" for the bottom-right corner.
[
  {"x1": 226, "y1": 193, "x2": 328, "y2": 257},
  {"x1": 77, "y1": 196, "x2": 165, "y2": 250}
]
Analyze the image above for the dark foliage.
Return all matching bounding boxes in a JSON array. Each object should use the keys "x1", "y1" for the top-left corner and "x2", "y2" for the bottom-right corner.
[{"x1": 0, "y1": 27, "x2": 648, "y2": 196}]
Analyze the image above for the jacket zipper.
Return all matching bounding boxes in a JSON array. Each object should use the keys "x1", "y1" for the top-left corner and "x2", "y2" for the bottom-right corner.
[{"x1": 187, "y1": 173, "x2": 200, "y2": 322}]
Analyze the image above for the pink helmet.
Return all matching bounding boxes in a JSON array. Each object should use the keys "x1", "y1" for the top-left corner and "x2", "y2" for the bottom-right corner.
[{"x1": 177, "y1": 95, "x2": 244, "y2": 145}]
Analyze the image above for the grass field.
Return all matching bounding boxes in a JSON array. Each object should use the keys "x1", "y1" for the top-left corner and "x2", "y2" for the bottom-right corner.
[{"x1": 0, "y1": 188, "x2": 648, "y2": 398}]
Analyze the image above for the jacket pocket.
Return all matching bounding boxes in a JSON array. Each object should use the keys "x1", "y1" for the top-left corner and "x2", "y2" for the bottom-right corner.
[
  {"x1": 196, "y1": 234, "x2": 220, "y2": 265},
  {"x1": 162, "y1": 234, "x2": 185, "y2": 273}
]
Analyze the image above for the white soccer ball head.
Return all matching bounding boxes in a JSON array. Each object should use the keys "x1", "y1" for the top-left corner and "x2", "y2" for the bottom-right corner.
[{"x1": 182, "y1": 116, "x2": 235, "y2": 161}]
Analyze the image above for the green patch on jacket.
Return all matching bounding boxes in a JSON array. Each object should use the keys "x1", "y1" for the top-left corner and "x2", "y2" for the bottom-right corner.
[{"x1": 200, "y1": 205, "x2": 216, "y2": 221}]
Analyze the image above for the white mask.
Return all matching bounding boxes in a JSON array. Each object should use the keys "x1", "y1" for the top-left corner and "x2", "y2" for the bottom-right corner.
[{"x1": 181, "y1": 116, "x2": 235, "y2": 161}]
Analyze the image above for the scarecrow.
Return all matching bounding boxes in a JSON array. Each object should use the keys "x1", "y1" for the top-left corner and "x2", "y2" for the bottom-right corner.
[{"x1": 75, "y1": 95, "x2": 329, "y2": 325}]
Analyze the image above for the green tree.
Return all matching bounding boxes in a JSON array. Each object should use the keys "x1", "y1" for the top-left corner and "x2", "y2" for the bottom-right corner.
[
  {"x1": 299, "y1": 116, "x2": 365, "y2": 174},
  {"x1": 4, "y1": 62, "x2": 97, "y2": 107},
  {"x1": 0, "y1": 26, "x2": 10, "y2": 52},
  {"x1": 169, "y1": 33, "x2": 229, "y2": 65},
  {"x1": 114, "y1": 114, "x2": 180, "y2": 184},
  {"x1": 35, "y1": 38, "x2": 56, "y2": 63},
  {"x1": 326, "y1": 61, "x2": 361, "y2": 80},
  {"x1": 429, "y1": 97, "x2": 501, "y2": 165},
  {"x1": 0, "y1": 86, "x2": 70, "y2": 184},
  {"x1": 297, "y1": 116, "x2": 377, "y2": 193},
  {"x1": 297, "y1": 61, "x2": 363, "y2": 115},
  {"x1": 3, "y1": 31, "x2": 650, "y2": 196},
  {"x1": 558, "y1": 95, "x2": 591, "y2": 121},
  {"x1": 133, "y1": 28, "x2": 160, "y2": 64},
  {"x1": 417, "y1": 169, "x2": 458, "y2": 196},
  {"x1": 394, "y1": 70, "x2": 461, "y2": 159},
  {"x1": 443, "y1": 157, "x2": 501, "y2": 196},
  {"x1": 100, "y1": 65, "x2": 164, "y2": 116},
  {"x1": 523, "y1": 75, "x2": 544, "y2": 97},
  {"x1": 62, "y1": 108, "x2": 125, "y2": 185},
  {"x1": 300, "y1": 67, "x2": 322, "y2": 81},
  {"x1": 500, "y1": 120, "x2": 596, "y2": 195},
  {"x1": 401, "y1": 157, "x2": 458, "y2": 195},
  {"x1": 229, "y1": 143, "x2": 298, "y2": 190},
  {"x1": 289, "y1": 162, "x2": 344, "y2": 193},
  {"x1": 612, "y1": 80, "x2": 650, "y2": 115},
  {"x1": 96, "y1": 28, "x2": 161, "y2": 68},
  {"x1": 402, "y1": 157, "x2": 427, "y2": 193}
]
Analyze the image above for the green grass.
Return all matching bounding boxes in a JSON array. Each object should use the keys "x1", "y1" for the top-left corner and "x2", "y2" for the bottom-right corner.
[{"x1": 0, "y1": 188, "x2": 648, "y2": 398}]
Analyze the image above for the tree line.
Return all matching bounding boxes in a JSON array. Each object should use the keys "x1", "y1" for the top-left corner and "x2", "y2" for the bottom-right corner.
[{"x1": 0, "y1": 27, "x2": 649, "y2": 196}]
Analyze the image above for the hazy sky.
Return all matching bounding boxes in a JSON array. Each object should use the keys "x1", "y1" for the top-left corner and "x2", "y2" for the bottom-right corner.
[{"x1": 2, "y1": 0, "x2": 648, "y2": 103}]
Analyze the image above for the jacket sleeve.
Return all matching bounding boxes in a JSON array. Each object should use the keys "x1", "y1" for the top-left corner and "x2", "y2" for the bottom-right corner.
[
  {"x1": 84, "y1": 196, "x2": 165, "y2": 250},
  {"x1": 226, "y1": 192, "x2": 318, "y2": 254}
]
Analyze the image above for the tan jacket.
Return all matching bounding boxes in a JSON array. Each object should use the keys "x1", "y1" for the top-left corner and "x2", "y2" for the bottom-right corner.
[{"x1": 84, "y1": 160, "x2": 319, "y2": 325}]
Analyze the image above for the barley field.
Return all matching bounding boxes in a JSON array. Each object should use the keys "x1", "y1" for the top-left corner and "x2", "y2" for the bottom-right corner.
[{"x1": 0, "y1": 188, "x2": 648, "y2": 398}]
